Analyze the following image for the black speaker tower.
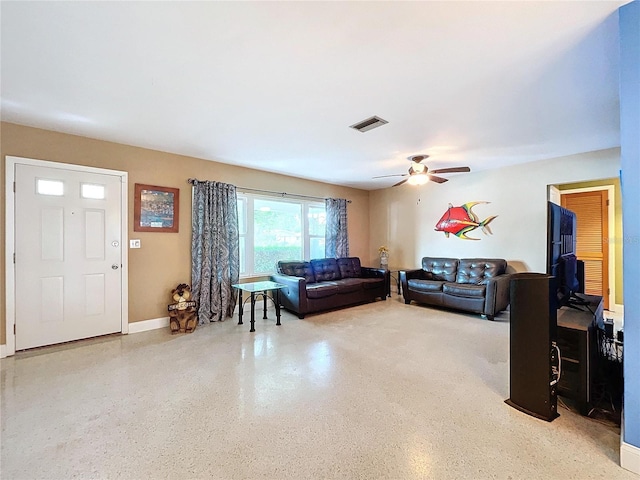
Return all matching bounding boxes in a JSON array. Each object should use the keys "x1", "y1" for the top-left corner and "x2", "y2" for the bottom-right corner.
[{"x1": 505, "y1": 273, "x2": 559, "y2": 421}]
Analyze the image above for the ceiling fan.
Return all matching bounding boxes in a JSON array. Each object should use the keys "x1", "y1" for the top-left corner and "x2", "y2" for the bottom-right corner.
[{"x1": 373, "y1": 155, "x2": 471, "y2": 187}]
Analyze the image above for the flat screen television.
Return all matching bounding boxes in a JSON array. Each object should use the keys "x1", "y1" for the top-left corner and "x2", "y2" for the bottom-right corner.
[{"x1": 546, "y1": 202, "x2": 586, "y2": 309}]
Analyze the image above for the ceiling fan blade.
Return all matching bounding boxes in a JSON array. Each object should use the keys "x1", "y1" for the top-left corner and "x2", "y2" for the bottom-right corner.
[
  {"x1": 429, "y1": 166, "x2": 471, "y2": 174},
  {"x1": 393, "y1": 178, "x2": 409, "y2": 187},
  {"x1": 372, "y1": 173, "x2": 409, "y2": 179},
  {"x1": 428, "y1": 174, "x2": 449, "y2": 184}
]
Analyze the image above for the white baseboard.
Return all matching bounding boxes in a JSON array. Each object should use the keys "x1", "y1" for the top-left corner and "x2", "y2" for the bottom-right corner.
[
  {"x1": 127, "y1": 307, "x2": 243, "y2": 334},
  {"x1": 621, "y1": 440, "x2": 640, "y2": 475},
  {"x1": 128, "y1": 316, "x2": 169, "y2": 334},
  {"x1": 1, "y1": 318, "x2": 169, "y2": 356},
  {"x1": 614, "y1": 304, "x2": 624, "y2": 315}
]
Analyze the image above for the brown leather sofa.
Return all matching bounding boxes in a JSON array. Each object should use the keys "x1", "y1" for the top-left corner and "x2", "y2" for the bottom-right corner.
[
  {"x1": 400, "y1": 257, "x2": 511, "y2": 320},
  {"x1": 271, "y1": 257, "x2": 388, "y2": 318}
]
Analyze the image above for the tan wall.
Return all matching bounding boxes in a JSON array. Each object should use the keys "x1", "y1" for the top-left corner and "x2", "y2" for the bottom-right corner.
[
  {"x1": 1, "y1": 122, "x2": 370, "y2": 345},
  {"x1": 369, "y1": 148, "x2": 621, "y2": 281},
  {"x1": 558, "y1": 178, "x2": 623, "y2": 305}
]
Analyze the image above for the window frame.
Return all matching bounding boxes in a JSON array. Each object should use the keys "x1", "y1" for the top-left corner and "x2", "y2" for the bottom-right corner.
[{"x1": 237, "y1": 192, "x2": 325, "y2": 277}]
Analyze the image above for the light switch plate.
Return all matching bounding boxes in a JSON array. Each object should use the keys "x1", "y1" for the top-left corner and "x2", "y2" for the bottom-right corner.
[{"x1": 130, "y1": 239, "x2": 141, "y2": 249}]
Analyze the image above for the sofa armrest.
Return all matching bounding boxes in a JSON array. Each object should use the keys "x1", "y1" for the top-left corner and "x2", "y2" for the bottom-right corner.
[
  {"x1": 361, "y1": 266, "x2": 387, "y2": 279},
  {"x1": 270, "y1": 273, "x2": 308, "y2": 315},
  {"x1": 400, "y1": 269, "x2": 432, "y2": 290},
  {"x1": 362, "y1": 267, "x2": 390, "y2": 297},
  {"x1": 484, "y1": 273, "x2": 511, "y2": 316}
]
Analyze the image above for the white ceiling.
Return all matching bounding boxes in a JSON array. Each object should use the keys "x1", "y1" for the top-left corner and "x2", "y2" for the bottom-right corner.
[{"x1": 1, "y1": 1, "x2": 627, "y2": 190}]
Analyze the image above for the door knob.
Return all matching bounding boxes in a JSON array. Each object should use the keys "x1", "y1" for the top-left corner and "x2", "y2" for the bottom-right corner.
[{"x1": 112, "y1": 264, "x2": 119, "y2": 270}]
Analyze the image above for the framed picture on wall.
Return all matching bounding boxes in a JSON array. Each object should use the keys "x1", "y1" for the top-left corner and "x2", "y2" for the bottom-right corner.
[{"x1": 134, "y1": 183, "x2": 180, "y2": 233}]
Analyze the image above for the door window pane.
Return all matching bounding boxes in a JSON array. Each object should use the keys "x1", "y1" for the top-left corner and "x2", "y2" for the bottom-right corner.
[
  {"x1": 37, "y1": 179, "x2": 64, "y2": 196},
  {"x1": 81, "y1": 183, "x2": 105, "y2": 199}
]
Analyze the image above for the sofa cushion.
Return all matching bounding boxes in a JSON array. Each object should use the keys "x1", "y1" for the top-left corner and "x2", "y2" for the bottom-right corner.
[
  {"x1": 360, "y1": 277, "x2": 385, "y2": 290},
  {"x1": 331, "y1": 278, "x2": 363, "y2": 294},
  {"x1": 443, "y1": 282, "x2": 486, "y2": 298},
  {"x1": 337, "y1": 257, "x2": 362, "y2": 278},
  {"x1": 306, "y1": 283, "x2": 339, "y2": 299},
  {"x1": 421, "y1": 257, "x2": 459, "y2": 282},
  {"x1": 311, "y1": 258, "x2": 342, "y2": 281},
  {"x1": 278, "y1": 261, "x2": 316, "y2": 284},
  {"x1": 456, "y1": 259, "x2": 507, "y2": 285},
  {"x1": 408, "y1": 279, "x2": 445, "y2": 293}
]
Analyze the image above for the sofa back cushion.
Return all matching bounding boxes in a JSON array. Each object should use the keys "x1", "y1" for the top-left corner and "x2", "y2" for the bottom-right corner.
[
  {"x1": 277, "y1": 261, "x2": 316, "y2": 284},
  {"x1": 421, "y1": 257, "x2": 459, "y2": 282},
  {"x1": 311, "y1": 258, "x2": 342, "y2": 281},
  {"x1": 337, "y1": 257, "x2": 362, "y2": 278},
  {"x1": 456, "y1": 258, "x2": 507, "y2": 285}
]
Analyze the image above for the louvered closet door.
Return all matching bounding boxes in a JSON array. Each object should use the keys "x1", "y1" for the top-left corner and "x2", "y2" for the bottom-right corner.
[{"x1": 562, "y1": 191, "x2": 609, "y2": 309}]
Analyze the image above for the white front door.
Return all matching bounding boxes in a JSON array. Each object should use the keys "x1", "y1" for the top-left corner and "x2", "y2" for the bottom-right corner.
[{"x1": 15, "y1": 163, "x2": 123, "y2": 350}]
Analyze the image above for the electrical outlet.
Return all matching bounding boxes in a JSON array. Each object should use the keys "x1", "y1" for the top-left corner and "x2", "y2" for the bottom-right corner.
[{"x1": 130, "y1": 239, "x2": 141, "y2": 249}]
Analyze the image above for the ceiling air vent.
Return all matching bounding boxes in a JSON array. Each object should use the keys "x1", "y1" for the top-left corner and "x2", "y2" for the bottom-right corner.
[{"x1": 349, "y1": 115, "x2": 388, "y2": 133}]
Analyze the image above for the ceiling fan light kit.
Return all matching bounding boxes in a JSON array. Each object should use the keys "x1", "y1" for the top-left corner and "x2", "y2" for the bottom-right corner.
[
  {"x1": 408, "y1": 174, "x2": 429, "y2": 186},
  {"x1": 409, "y1": 162, "x2": 426, "y2": 174},
  {"x1": 373, "y1": 154, "x2": 471, "y2": 187}
]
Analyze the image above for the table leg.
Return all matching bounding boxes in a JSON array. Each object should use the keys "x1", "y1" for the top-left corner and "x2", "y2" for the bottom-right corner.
[
  {"x1": 263, "y1": 291, "x2": 268, "y2": 319},
  {"x1": 250, "y1": 292, "x2": 256, "y2": 332},
  {"x1": 275, "y1": 290, "x2": 281, "y2": 326},
  {"x1": 238, "y1": 290, "x2": 244, "y2": 325}
]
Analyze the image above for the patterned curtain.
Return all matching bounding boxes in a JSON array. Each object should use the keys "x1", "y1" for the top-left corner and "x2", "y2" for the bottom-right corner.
[
  {"x1": 191, "y1": 180, "x2": 239, "y2": 324},
  {"x1": 325, "y1": 198, "x2": 349, "y2": 258}
]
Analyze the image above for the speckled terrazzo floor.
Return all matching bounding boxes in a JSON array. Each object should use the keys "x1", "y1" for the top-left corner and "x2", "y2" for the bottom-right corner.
[{"x1": 1, "y1": 298, "x2": 634, "y2": 480}]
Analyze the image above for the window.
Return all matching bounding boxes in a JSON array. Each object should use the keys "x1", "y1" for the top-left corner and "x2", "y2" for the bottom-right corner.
[
  {"x1": 37, "y1": 179, "x2": 64, "y2": 196},
  {"x1": 81, "y1": 183, "x2": 106, "y2": 199},
  {"x1": 238, "y1": 193, "x2": 326, "y2": 276}
]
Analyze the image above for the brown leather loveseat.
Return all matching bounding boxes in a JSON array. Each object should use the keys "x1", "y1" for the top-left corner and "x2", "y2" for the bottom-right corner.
[
  {"x1": 400, "y1": 257, "x2": 511, "y2": 320},
  {"x1": 271, "y1": 257, "x2": 388, "y2": 318}
]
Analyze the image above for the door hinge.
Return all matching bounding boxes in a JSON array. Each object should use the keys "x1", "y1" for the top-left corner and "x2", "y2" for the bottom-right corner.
[
  {"x1": 13, "y1": 181, "x2": 16, "y2": 193},
  {"x1": 608, "y1": 288, "x2": 611, "y2": 295},
  {"x1": 13, "y1": 252, "x2": 16, "y2": 264},
  {"x1": 606, "y1": 199, "x2": 610, "y2": 206},
  {"x1": 14, "y1": 324, "x2": 16, "y2": 335}
]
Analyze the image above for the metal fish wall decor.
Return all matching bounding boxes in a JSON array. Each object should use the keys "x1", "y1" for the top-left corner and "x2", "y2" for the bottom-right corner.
[{"x1": 435, "y1": 202, "x2": 497, "y2": 240}]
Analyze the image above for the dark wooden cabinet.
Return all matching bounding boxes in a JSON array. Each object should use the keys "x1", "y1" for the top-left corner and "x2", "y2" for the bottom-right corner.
[{"x1": 556, "y1": 295, "x2": 603, "y2": 415}]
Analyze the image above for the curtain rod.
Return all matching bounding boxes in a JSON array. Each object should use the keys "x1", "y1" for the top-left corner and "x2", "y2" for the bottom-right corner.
[{"x1": 187, "y1": 179, "x2": 351, "y2": 203}]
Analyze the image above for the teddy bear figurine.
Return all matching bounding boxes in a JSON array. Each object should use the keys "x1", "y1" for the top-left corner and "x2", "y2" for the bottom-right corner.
[{"x1": 168, "y1": 283, "x2": 198, "y2": 334}]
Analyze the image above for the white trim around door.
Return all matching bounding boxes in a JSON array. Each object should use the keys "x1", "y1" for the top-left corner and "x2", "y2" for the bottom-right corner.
[{"x1": 3, "y1": 156, "x2": 128, "y2": 358}]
